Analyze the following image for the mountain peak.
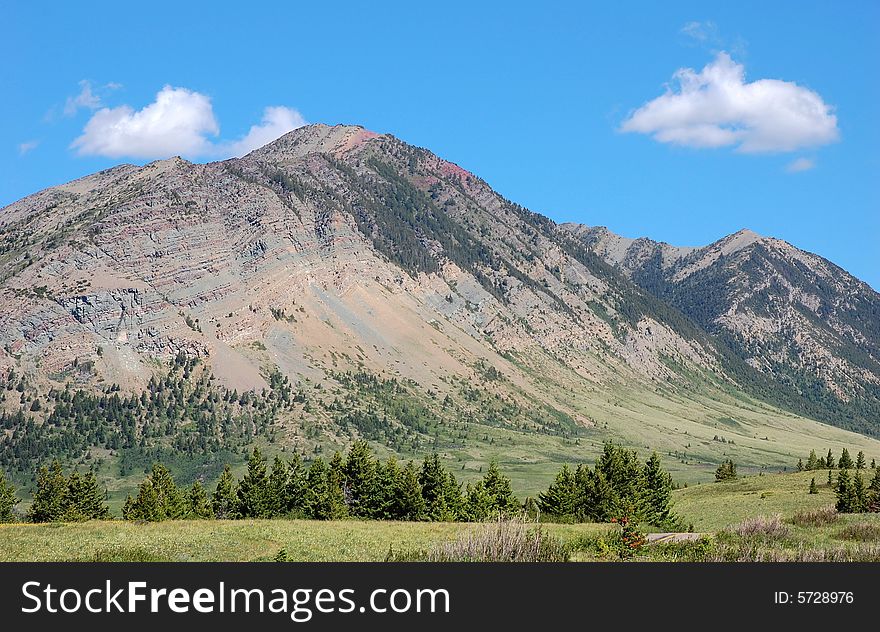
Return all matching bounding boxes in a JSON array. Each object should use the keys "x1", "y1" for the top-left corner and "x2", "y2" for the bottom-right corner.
[{"x1": 248, "y1": 123, "x2": 382, "y2": 160}]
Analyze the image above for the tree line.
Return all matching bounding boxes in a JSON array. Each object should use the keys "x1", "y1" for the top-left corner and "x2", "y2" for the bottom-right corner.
[
  {"x1": 835, "y1": 467, "x2": 880, "y2": 514},
  {"x1": 1, "y1": 441, "x2": 679, "y2": 527},
  {"x1": 797, "y1": 448, "x2": 874, "y2": 472}
]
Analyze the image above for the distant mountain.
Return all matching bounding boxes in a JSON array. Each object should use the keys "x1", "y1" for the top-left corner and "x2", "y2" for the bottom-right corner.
[
  {"x1": 563, "y1": 224, "x2": 880, "y2": 434},
  {"x1": 1, "y1": 123, "x2": 877, "y2": 488}
]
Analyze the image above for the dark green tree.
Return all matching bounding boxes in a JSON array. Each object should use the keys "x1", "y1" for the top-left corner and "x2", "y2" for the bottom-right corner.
[
  {"x1": 343, "y1": 440, "x2": 377, "y2": 518},
  {"x1": 641, "y1": 452, "x2": 678, "y2": 528},
  {"x1": 187, "y1": 481, "x2": 213, "y2": 519},
  {"x1": 463, "y1": 480, "x2": 493, "y2": 521},
  {"x1": 268, "y1": 456, "x2": 289, "y2": 517},
  {"x1": 839, "y1": 448, "x2": 854, "y2": 470},
  {"x1": 796, "y1": 458, "x2": 804, "y2": 472},
  {"x1": 0, "y1": 470, "x2": 18, "y2": 523},
  {"x1": 482, "y1": 460, "x2": 520, "y2": 515},
  {"x1": 419, "y1": 453, "x2": 457, "y2": 521},
  {"x1": 826, "y1": 449, "x2": 836, "y2": 469},
  {"x1": 852, "y1": 472, "x2": 867, "y2": 512},
  {"x1": 835, "y1": 469, "x2": 854, "y2": 513},
  {"x1": 808, "y1": 477, "x2": 818, "y2": 494},
  {"x1": 123, "y1": 479, "x2": 162, "y2": 521},
  {"x1": 212, "y1": 465, "x2": 239, "y2": 519},
  {"x1": 856, "y1": 451, "x2": 867, "y2": 470},
  {"x1": 806, "y1": 450, "x2": 819, "y2": 470},
  {"x1": 149, "y1": 463, "x2": 186, "y2": 520},
  {"x1": 64, "y1": 470, "x2": 109, "y2": 521},
  {"x1": 538, "y1": 464, "x2": 577, "y2": 519},
  {"x1": 397, "y1": 461, "x2": 426, "y2": 521},
  {"x1": 715, "y1": 459, "x2": 737, "y2": 481},
  {"x1": 303, "y1": 458, "x2": 346, "y2": 520},
  {"x1": 284, "y1": 455, "x2": 307, "y2": 516},
  {"x1": 237, "y1": 448, "x2": 271, "y2": 518},
  {"x1": 29, "y1": 460, "x2": 67, "y2": 523}
]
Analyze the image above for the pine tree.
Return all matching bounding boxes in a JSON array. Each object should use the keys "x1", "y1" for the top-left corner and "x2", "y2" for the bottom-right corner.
[
  {"x1": 826, "y1": 449, "x2": 836, "y2": 469},
  {"x1": 149, "y1": 463, "x2": 186, "y2": 519},
  {"x1": 835, "y1": 469, "x2": 853, "y2": 513},
  {"x1": 839, "y1": 448, "x2": 854, "y2": 470},
  {"x1": 343, "y1": 440, "x2": 377, "y2": 518},
  {"x1": 538, "y1": 464, "x2": 577, "y2": 519},
  {"x1": 303, "y1": 458, "x2": 346, "y2": 520},
  {"x1": 64, "y1": 469, "x2": 109, "y2": 521},
  {"x1": 373, "y1": 457, "x2": 402, "y2": 520},
  {"x1": 284, "y1": 455, "x2": 307, "y2": 516},
  {"x1": 463, "y1": 480, "x2": 493, "y2": 521},
  {"x1": 715, "y1": 459, "x2": 737, "y2": 481},
  {"x1": 868, "y1": 468, "x2": 880, "y2": 513},
  {"x1": 237, "y1": 447, "x2": 271, "y2": 518},
  {"x1": 267, "y1": 456, "x2": 289, "y2": 517},
  {"x1": 482, "y1": 460, "x2": 520, "y2": 515},
  {"x1": 123, "y1": 479, "x2": 162, "y2": 521},
  {"x1": 397, "y1": 461, "x2": 426, "y2": 521},
  {"x1": 796, "y1": 458, "x2": 804, "y2": 472},
  {"x1": 187, "y1": 481, "x2": 213, "y2": 519},
  {"x1": 29, "y1": 460, "x2": 68, "y2": 523},
  {"x1": 806, "y1": 450, "x2": 819, "y2": 470},
  {"x1": 212, "y1": 465, "x2": 239, "y2": 519},
  {"x1": 0, "y1": 470, "x2": 18, "y2": 523},
  {"x1": 808, "y1": 477, "x2": 818, "y2": 494},
  {"x1": 419, "y1": 453, "x2": 454, "y2": 521},
  {"x1": 872, "y1": 458, "x2": 877, "y2": 469},
  {"x1": 852, "y1": 472, "x2": 867, "y2": 513},
  {"x1": 641, "y1": 452, "x2": 677, "y2": 528},
  {"x1": 856, "y1": 451, "x2": 866, "y2": 470}
]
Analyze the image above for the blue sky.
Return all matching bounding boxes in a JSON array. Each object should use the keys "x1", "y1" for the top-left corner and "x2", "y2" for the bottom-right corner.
[{"x1": 3, "y1": 1, "x2": 878, "y2": 288}]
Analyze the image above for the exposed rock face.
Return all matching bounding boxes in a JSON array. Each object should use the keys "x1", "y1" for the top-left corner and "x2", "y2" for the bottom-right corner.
[
  {"x1": 563, "y1": 224, "x2": 880, "y2": 433},
  {"x1": 1, "y1": 122, "x2": 877, "y2": 453}
]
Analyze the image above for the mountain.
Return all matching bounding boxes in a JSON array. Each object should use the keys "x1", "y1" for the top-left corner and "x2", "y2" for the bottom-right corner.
[
  {"x1": 1, "y1": 123, "x2": 878, "y2": 493},
  {"x1": 563, "y1": 224, "x2": 880, "y2": 435}
]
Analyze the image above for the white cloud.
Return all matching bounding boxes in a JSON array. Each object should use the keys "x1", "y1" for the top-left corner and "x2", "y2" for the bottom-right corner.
[
  {"x1": 223, "y1": 106, "x2": 307, "y2": 157},
  {"x1": 785, "y1": 157, "x2": 816, "y2": 173},
  {"x1": 71, "y1": 86, "x2": 305, "y2": 160},
  {"x1": 64, "y1": 80, "x2": 102, "y2": 116},
  {"x1": 620, "y1": 52, "x2": 839, "y2": 153},
  {"x1": 72, "y1": 86, "x2": 220, "y2": 159},
  {"x1": 18, "y1": 140, "x2": 39, "y2": 155}
]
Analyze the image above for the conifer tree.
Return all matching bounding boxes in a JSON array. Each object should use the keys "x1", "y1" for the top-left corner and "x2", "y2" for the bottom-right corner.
[
  {"x1": 268, "y1": 456, "x2": 289, "y2": 517},
  {"x1": 538, "y1": 464, "x2": 577, "y2": 519},
  {"x1": 826, "y1": 449, "x2": 836, "y2": 469},
  {"x1": 419, "y1": 453, "x2": 454, "y2": 521},
  {"x1": 482, "y1": 460, "x2": 520, "y2": 515},
  {"x1": 869, "y1": 468, "x2": 880, "y2": 513},
  {"x1": 856, "y1": 451, "x2": 866, "y2": 470},
  {"x1": 187, "y1": 481, "x2": 213, "y2": 519},
  {"x1": 852, "y1": 472, "x2": 867, "y2": 513},
  {"x1": 839, "y1": 448, "x2": 854, "y2": 470},
  {"x1": 796, "y1": 458, "x2": 804, "y2": 472},
  {"x1": 373, "y1": 457, "x2": 402, "y2": 520},
  {"x1": 463, "y1": 480, "x2": 493, "y2": 521},
  {"x1": 237, "y1": 447, "x2": 271, "y2": 518},
  {"x1": 809, "y1": 477, "x2": 818, "y2": 494},
  {"x1": 212, "y1": 465, "x2": 239, "y2": 519},
  {"x1": 806, "y1": 450, "x2": 819, "y2": 470},
  {"x1": 641, "y1": 452, "x2": 677, "y2": 528},
  {"x1": 123, "y1": 479, "x2": 162, "y2": 521},
  {"x1": 149, "y1": 463, "x2": 186, "y2": 519},
  {"x1": 343, "y1": 440, "x2": 377, "y2": 518},
  {"x1": 714, "y1": 459, "x2": 737, "y2": 481},
  {"x1": 285, "y1": 455, "x2": 306, "y2": 516},
  {"x1": 397, "y1": 461, "x2": 426, "y2": 521},
  {"x1": 0, "y1": 470, "x2": 18, "y2": 523},
  {"x1": 303, "y1": 458, "x2": 346, "y2": 520},
  {"x1": 65, "y1": 469, "x2": 109, "y2": 521},
  {"x1": 29, "y1": 460, "x2": 67, "y2": 523},
  {"x1": 835, "y1": 469, "x2": 853, "y2": 513},
  {"x1": 827, "y1": 469, "x2": 834, "y2": 486}
]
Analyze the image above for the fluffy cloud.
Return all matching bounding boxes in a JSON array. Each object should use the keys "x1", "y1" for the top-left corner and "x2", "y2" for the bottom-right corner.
[
  {"x1": 71, "y1": 86, "x2": 305, "y2": 160},
  {"x1": 785, "y1": 157, "x2": 816, "y2": 173},
  {"x1": 620, "y1": 53, "x2": 839, "y2": 153},
  {"x1": 63, "y1": 80, "x2": 103, "y2": 116},
  {"x1": 72, "y1": 86, "x2": 219, "y2": 159},
  {"x1": 223, "y1": 106, "x2": 307, "y2": 157}
]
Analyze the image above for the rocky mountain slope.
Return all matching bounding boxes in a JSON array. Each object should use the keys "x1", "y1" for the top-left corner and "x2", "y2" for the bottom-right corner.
[
  {"x1": 563, "y1": 224, "x2": 880, "y2": 434},
  {"x1": 1, "y1": 124, "x2": 878, "y2": 491}
]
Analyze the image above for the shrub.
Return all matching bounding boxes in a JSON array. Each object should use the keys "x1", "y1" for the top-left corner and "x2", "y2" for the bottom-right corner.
[
  {"x1": 727, "y1": 515, "x2": 789, "y2": 541},
  {"x1": 388, "y1": 517, "x2": 570, "y2": 562},
  {"x1": 835, "y1": 522, "x2": 880, "y2": 542},
  {"x1": 790, "y1": 507, "x2": 839, "y2": 528}
]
